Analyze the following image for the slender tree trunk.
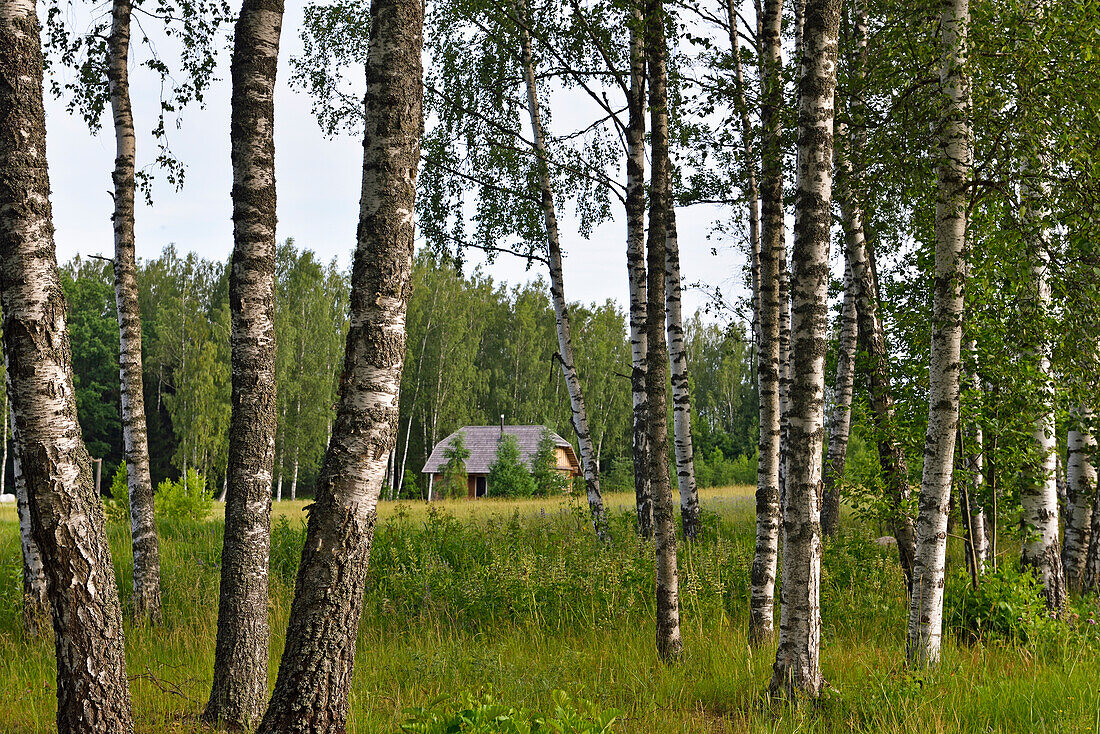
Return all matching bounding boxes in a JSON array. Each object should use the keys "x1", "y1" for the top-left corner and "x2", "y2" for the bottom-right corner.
[
  {"x1": 626, "y1": 5, "x2": 652, "y2": 539},
  {"x1": 516, "y1": 0, "x2": 608, "y2": 541},
  {"x1": 666, "y1": 203, "x2": 700, "y2": 539},
  {"x1": 907, "y1": 0, "x2": 971, "y2": 666},
  {"x1": 749, "y1": 0, "x2": 784, "y2": 645},
  {"x1": 1022, "y1": 245, "x2": 1066, "y2": 611},
  {"x1": 645, "y1": 0, "x2": 682, "y2": 661},
  {"x1": 1, "y1": 393, "x2": 7, "y2": 496},
  {"x1": 821, "y1": 258, "x2": 856, "y2": 538},
  {"x1": 1063, "y1": 409, "x2": 1094, "y2": 592},
  {"x1": 0, "y1": 3, "x2": 134, "y2": 725},
  {"x1": 276, "y1": 405, "x2": 286, "y2": 501},
  {"x1": 108, "y1": 0, "x2": 163, "y2": 622},
  {"x1": 961, "y1": 341, "x2": 987, "y2": 578},
  {"x1": 204, "y1": 0, "x2": 283, "y2": 726},
  {"x1": 291, "y1": 447, "x2": 299, "y2": 501},
  {"x1": 1083, "y1": 469, "x2": 1100, "y2": 593},
  {"x1": 10, "y1": 409, "x2": 49, "y2": 633},
  {"x1": 821, "y1": 2, "x2": 867, "y2": 538},
  {"x1": 257, "y1": 0, "x2": 422, "y2": 726},
  {"x1": 769, "y1": 0, "x2": 839, "y2": 699}
]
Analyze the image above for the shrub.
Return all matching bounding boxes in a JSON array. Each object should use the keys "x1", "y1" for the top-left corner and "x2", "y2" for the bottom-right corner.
[
  {"x1": 400, "y1": 691, "x2": 619, "y2": 734},
  {"x1": 945, "y1": 564, "x2": 1054, "y2": 643},
  {"x1": 103, "y1": 464, "x2": 130, "y2": 524},
  {"x1": 487, "y1": 434, "x2": 536, "y2": 497},
  {"x1": 531, "y1": 429, "x2": 569, "y2": 497},
  {"x1": 156, "y1": 468, "x2": 213, "y2": 522}
]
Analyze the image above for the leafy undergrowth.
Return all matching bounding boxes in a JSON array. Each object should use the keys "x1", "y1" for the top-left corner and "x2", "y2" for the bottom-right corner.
[{"x1": 1, "y1": 491, "x2": 1099, "y2": 733}]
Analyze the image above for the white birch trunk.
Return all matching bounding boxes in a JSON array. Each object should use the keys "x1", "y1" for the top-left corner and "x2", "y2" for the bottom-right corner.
[
  {"x1": 907, "y1": 0, "x2": 971, "y2": 666},
  {"x1": 750, "y1": 0, "x2": 784, "y2": 644},
  {"x1": 665, "y1": 201, "x2": 701, "y2": 539},
  {"x1": 515, "y1": 0, "x2": 608, "y2": 541},
  {"x1": 1063, "y1": 408, "x2": 1095, "y2": 591},
  {"x1": 10, "y1": 409, "x2": 48, "y2": 632},
  {"x1": 0, "y1": 2, "x2": 134, "y2": 724},
  {"x1": 769, "y1": 0, "x2": 840, "y2": 699}
]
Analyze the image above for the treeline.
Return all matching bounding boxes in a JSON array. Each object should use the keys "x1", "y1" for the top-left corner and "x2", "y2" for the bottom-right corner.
[{"x1": 44, "y1": 246, "x2": 757, "y2": 501}]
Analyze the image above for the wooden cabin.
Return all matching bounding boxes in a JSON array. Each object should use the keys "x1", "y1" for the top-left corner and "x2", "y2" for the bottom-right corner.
[{"x1": 421, "y1": 425, "x2": 581, "y2": 499}]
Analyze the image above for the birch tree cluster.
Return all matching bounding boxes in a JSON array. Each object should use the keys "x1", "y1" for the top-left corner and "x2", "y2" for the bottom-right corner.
[{"x1": 3, "y1": 0, "x2": 1100, "y2": 726}]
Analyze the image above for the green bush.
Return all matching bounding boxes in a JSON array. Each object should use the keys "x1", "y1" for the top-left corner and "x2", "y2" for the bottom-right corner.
[
  {"x1": 945, "y1": 564, "x2": 1053, "y2": 643},
  {"x1": 103, "y1": 464, "x2": 130, "y2": 524},
  {"x1": 400, "y1": 691, "x2": 619, "y2": 734},
  {"x1": 488, "y1": 435, "x2": 536, "y2": 498},
  {"x1": 440, "y1": 433, "x2": 472, "y2": 499},
  {"x1": 156, "y1": 468, "x2": 213, "y2": 522},
  {"x1": 531, "y1": 429, "x2": 569, "y2": 497}
]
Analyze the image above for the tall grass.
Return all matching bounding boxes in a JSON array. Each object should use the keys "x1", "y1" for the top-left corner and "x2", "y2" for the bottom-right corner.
[{"x1": 1, "y1": 488, "x2": 1098, "y2": 733}]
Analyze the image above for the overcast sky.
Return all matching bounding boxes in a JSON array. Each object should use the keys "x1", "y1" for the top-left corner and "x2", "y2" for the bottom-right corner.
[{"x1": 43, "y1": 0, "x2": 752, "y2": 322}]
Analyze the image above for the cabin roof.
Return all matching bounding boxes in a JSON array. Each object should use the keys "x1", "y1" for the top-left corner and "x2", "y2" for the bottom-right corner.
[{"x1": 422, "y1": 425, "x2": 580, "y2": 476}]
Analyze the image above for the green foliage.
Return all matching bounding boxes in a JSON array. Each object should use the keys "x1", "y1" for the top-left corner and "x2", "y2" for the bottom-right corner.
[
  {"x1": 531, "y1": 429, "x2": 569, "y2": 497},
  {"x1": 945, "y1": 565, "x2": 1055, "y2": 644},
  {"x1": 269, "y1": 517, "x2": 307, "y2": 587},
  {"x1": 693, "y1": 450, "x2": 756, "y2": 488},
  {"x1": 103, "y1": 464, "x2": 130, "y2": 524},
  {"x1": 487, "y1": 435, "x2": 536, "y2": 498},
  {"x1": 400, "y1": 691, "x2": 619, "y2": 734},
  {"x1": 439, "y1": 433, "x2": 471, "y2": 499},
  {"x1": 155, "y1": 469, "x2": 213, "y2": 523}
]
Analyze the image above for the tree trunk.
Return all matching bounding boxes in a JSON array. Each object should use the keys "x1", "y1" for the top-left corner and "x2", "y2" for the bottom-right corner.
[
  {"x1": 516, "y1": 0, "x2": 608, "y2": 542},
  {"x1": 1063, "y1": 409, "x2": 1094, "y2": 592},
  {"x1": 906, "y1": 0, "x2": 971, "y2": 666},
  {"x1": 1, "y1": 393, "x2": 7, "y2": 496},
  {"x1": 768, "y1": 0, "x2": 839, "y2": 699},
  {"x1": 203, "y1": 0, "x2": 283, "y2": 726},
  {"x1": 961, "y1": 341, "x2": 987, "y2": 579},
  {"x1": 108, "y1": 0, "x2": 163, "y2": 622},
  {"x1": 645, "y1": 0, "x2": 682, "y2": 662},
  {"x1": 821, "y1": 258, "x2": 856, "y2": 538},
  {"x1": 291, "y1": 448, "x2": 300, "y2": 501},
  {"x1": 256, "y1": 0, "x2": 422, "y2": 726},
  {"x1": 0, "y1": 2, "x2": 134, "y2": 726},
  {"x1": 821, "y1": 1, "x2": 867, "y2": 539},
  {"x1": 276, "y1": 405, "x2": 285, "y2": 501},
  {"x1": 749, "y1": 0, "x2": 784, "y2": 645},
  {"x1": 666, "y1": 203, "x2": 700, "y2": 539},
  {"x1": 10, "y1": 410, "x2": 49, "y2": 633},
  {"x1": 1083, "y1": 471, "x2": 1100, "y2": 593},
  {"x1": 626, "y1": 5, "x2": 651, "y2": 539},
  {"x1": 1022, "y1": 246, "x2": 1066, "y2": 611}
]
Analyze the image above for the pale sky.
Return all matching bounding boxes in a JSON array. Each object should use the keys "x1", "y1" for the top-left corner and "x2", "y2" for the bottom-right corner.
[{"x1": 43, "y1": 0, "x2": 752, "y2": 321}]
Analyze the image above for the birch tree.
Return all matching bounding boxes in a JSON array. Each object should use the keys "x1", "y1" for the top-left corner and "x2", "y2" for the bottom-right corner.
[
  {"x1": 645, "y1": 0, "x2": 682, "y2": 661},
  {"x1": 9, "y1": 410, "x2": 49, "y2": 633},
  {"x1": 769, "y1": 0, "x2": 840, "y2": 698},
  {"x1": 1063, "y1": 409, "x2": 1095, "y2": 591},
  {"x1": 204, "y1": 0, "x2": 284, "y2": 726},
  {"x1": 907, "y1": 0, "x2": 971, "y2": 666},
  {"x1": 256, "y1": 0, "x2": 423, "y2": 725},
  {"x1": 749, "y1": 0, "x2": 784, "y2": 644},
  {"x1": 0, "y1": 0, "x2": 134, "y2": 726}
]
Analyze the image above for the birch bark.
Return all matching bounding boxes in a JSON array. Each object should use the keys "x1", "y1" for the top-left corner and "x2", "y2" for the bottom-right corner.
[
  {"x1": 961, "y1": 341, "x2": 987, "y2": 577},
  {"x1": 108, "y1": 0, "x2": 163, "y2": 622},
  {"x1": 204, "y1": 0, "x2": 283, "y2": 726},
  {"x1": 1022, "y1": 244, "x2": 1066, "y2": 611},
  {"x1": 646, "y1": 0, "x2": 682, "y2": 660},
  {"x1": 1084, "y1": 475, "x2": 1100, "y2": 593},
  {"x1": 1063, "y1": 409, "x2": 1094, "y2": 592},
  {"x1": 256, "y1": 0, "x2": 422, "y2": 725},
  {"x1": 516, "y1": 0, "x2": 608, "y2": 541},
  {"x1": 907, "y1": 0, "x2": 971, "y2": 666},
  {"x1": 749, "y1": 0, "x2": 784, "y2": 644},
  {"x1": 0, "y1": 2, "x2": 134, "y2": 726},
  {"x1": 10, "y1": 409, "x2": 48, "y2": 633},
  {"x1": 769, "y1": 0, "x2": 840, "y2": 698},
  {"x1": 666, "y1": 203, "x2": 701, "y2": 539},
  {"x1": 626, "y1": 5, "x2": 652, "y2": 538}
]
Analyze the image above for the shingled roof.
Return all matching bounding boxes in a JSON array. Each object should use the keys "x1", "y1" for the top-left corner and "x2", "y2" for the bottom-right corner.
[{"x1": 422, "y1": 425, "x2": 580, "y2": 475}]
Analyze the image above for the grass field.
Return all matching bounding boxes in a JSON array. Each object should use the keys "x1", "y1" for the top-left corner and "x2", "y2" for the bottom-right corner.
[{"x1": 2, "y1": 486, "x2": 1100, "y2": 733}]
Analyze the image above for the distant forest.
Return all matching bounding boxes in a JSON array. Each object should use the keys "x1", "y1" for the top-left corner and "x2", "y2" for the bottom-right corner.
[{"x1": 30, "y1": 243, "x2": 758, "y2": 499}]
